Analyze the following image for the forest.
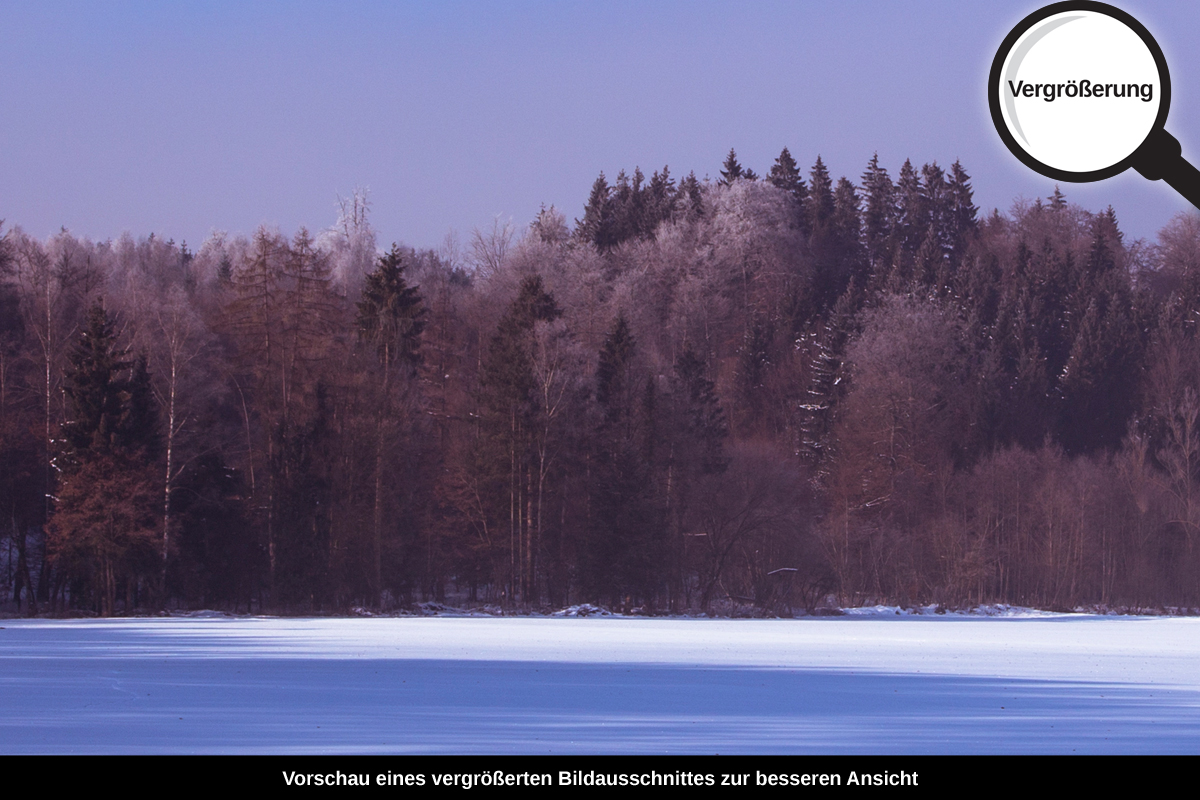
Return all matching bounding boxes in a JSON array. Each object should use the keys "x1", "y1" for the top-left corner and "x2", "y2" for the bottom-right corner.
[{"x1": 3, "y1": 147, "x2": 1200, "y2": 616}]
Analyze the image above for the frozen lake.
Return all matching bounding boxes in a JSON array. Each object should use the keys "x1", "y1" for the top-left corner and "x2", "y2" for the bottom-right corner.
[{"x1": 2, "y1": 613, "x2": 1198, "y2": 754}]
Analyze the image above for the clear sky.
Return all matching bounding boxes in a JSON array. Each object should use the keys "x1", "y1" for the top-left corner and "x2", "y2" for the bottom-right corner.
[{"x1": 3, "y1": 0, "x2": 1199, "y2": 251}]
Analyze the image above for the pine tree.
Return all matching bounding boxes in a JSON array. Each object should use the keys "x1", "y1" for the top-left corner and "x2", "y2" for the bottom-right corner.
[
  {"x1": 586, "y1": 315, "x2": 661, "y2": 605},
  {"x1": 671, "y1": 347, "x2": 728, "y2": 477},
  {"x1": 576, "y1": 173, "x2": 612, "y2": 250},
  {"x1": 357, "y1": 243, "x2": 426, "y2": 607},
  {"x1": 475, "y1": 275, "x2": 561, "y2": 604},
  {"x1": 357, "y1": 244, "x2": 426, "y2": 373},
  {"x1": 768, "y1": 147, "x2": 809, "y2": 231},
  {"x1": 62, "y1": 301, "x2": 133, "y2": 455},
  {"x1": 894, "y1": 158, "x2": 924, "y2": 273},
  {"x1": 644, "y1": 166, "x2": 677, "y2": 235},
  {"x1": 807, "y1": 156, "x2": 835, "y2": 232},
  {"x1": 860, "y1": 153, "x2": 896, "y2": 277},
  {"x1": 806, "y1": 157, "x2": 840, "y2": 311},
  {"x1": 50, "y1": 300, "x2": 160, "y2": 614},
  {"x1": 720, "y1": 149, "x2": 746, "y2": 186},
  {"x1": 946, "y1": 160, "x2": 978, "y2": 270},
  {"x1": 678, "y1": 171, "x2": 705, "y2": 219},
  {"x1": 832, "y1": 178, "x2": 868, "y2": 297}
]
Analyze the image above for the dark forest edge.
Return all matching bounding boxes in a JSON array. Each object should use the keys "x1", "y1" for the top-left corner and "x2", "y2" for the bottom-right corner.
[{"x1": 3, "y1": 147, "x2": 1200, "y2": 617}]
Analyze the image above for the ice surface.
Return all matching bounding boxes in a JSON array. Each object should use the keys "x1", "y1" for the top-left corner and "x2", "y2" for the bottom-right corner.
[{"x1": 2, "y1": 614, "x2": 1198, "y2": 754}]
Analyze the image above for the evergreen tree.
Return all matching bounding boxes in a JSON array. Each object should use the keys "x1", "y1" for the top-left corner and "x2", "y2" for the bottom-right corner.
[
  {"x1": 671, "y1": 347, "x2": 728, "y2": 477},
  {"x1": 946, "y1": 160, "x2": 978, "y2": 269},
  {"x1": 357, "y1": 243, "x2": 426, "y2": 607},
  {"x1": 585, "y1": 316, "x2": 662, "y2": 605},
  {"x1": 832, "y1": 177, "x2": 868, "y2": 297},
  {"x1": 576, "y1": 173, "x2": 613, "y2": 250},
  {"x1": 50, "y1": 300, "x2": 160, "y2": 614},
  {"x1": 719, "y1": 149, "x2": 745, "y2": 186},
  {"x1": 768, "y1": 147, "x2": 809, "y2": 231},
  {"x1": 644, "y1": 166, "x2": 678, "y2": 235},
  {"x1": 807, "y1": 156, "x2": 835, "y2": 232},
  {"x1": 860, "y1": 154, "x2": 896, "y2": 277},
  {"x1": 807, "y1": 157, "x2": 841, "y2": 311},
  {"x1": 357, "y1": 244, "x2": 426, "y2": 372},
  {"x1": 678, "y1": 171, "x2": 705, "y2": 219},
  {"x1": 475, "y1": 275, "x2": 561, "y2": 604},
  {"x1": 62, "y1": 301, "x2": 134, "y2": 455},
  {"x1": 894, "y1": 159, "x2": 924, "y2": 273}
]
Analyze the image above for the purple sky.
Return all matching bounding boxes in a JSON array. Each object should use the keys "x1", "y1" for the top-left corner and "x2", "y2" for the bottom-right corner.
[{"x1": 4, "y1": 0, "x2": 1200, "y2": 251}]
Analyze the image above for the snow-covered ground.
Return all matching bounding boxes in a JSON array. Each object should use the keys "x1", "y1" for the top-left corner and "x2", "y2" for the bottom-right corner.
[{"x1": 2, "y1": 614, "x2": 1198, "y2": 754}]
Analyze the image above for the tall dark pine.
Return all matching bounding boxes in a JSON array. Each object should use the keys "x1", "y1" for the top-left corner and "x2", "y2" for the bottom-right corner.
[
  {"x1": 807, "y1": 157, "x2": 838, "y2": 311},
  {"x1": 719, "y1": 149, "x2": 746, "y2": 186},
  {"x1": 807, "y1": 157, "x2": 835, "y2": 233},
  {"x1": 62, "y1": 302, "x2": 133, "y2": 455},
  {"x1": 644, "y1": 166, "x2": 677, "y2": 234},
  {"x1": 679, "y1": 172, "x2": 704, "y2": 219},
  {"x1": 893, "y1": 159, "x2": 924, "y2": 278},
  {"x1": 51, "y1": 301, "x2": 160, "y2": 615},
  {"x1": 768, "y1": 147, "x2": 809, "y2": 232},
  {"x1": 831, "y1": 177, "x2": 868, "y2": 299},
  {"x1": 476, "y1": 275, "x2": 561, "y2": 604},
  {"x1": 946, "y1": 160, "x2": 978, "y2": 271},
  {"x1": 357, "y1": 244, "x2": 426, "y2": 607},
  {"x1": 357, "y1": 244, "x2": 426, "y2": 372},
  {"x1": 576, "y1": 173, "x2": 613, "y2": 250},
  {"x1": 860, "y1": 153, "x2": 896, "y2": 278},
  {"x1": 587, "y1": 316, "x2": 660, "y2": 604}
]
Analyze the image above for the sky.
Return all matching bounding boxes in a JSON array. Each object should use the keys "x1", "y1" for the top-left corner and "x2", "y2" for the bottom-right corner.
[{"x1": 4, "y1": 0, "x2": 1200, "y2": 252}]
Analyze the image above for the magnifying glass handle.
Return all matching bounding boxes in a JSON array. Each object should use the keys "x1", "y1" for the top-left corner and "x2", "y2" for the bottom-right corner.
[{"x1": 1132, "y1": 128, "x2": 1200, "y2": 211}]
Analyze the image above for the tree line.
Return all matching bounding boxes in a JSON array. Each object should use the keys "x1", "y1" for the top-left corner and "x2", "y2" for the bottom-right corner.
[{"x1": 2, "y1": 149, "x2": 1200, "y2": 615}]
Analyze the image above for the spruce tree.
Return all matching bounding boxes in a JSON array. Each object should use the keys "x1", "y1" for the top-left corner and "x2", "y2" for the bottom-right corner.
[
  {"x1": 860, "y1": 153, "x2": 896, "y2": 277},
  {"x1": 894, "y1": 158, "x2": 924, "y2": 271},
  {"x1": 62, "y1": 301, "x2": 133, "y2": 455},
  {"x1": 576, "y1": 173, "x2": 612, "y2": 250},
  {"x1": 586, "y1": 315, "x2": 661, "y2": 605},
  {"x1": 644, "y1": 166, "x2": 677, "y2": 234},
  {"x1": 357, "y1": 244, "x2": 426, "y2": 373},
  {"x1": 357, "y1": 244, "x2": 426, "y2": 607},
  {"x1": 678, "y1": 172, "x2": 704, "y2": 219},
  {"x1": 51, "y1": 300, "x2": 160, "y2": 614},
  {"x1": 807, "y1": 156, "x2": 835, "y2": 232},
  {"x1": 719, "y1": 149, "x2": 745, "y2": 186},
  {"x1": 946, "y1": 160, "x2": 978, "y2": 269},
  {"x1": 475, "y1": 275, "x2": 561, "y2": 605},
  {"x1": 768, "y1": 147, "x2": 809, "y2": 231}
]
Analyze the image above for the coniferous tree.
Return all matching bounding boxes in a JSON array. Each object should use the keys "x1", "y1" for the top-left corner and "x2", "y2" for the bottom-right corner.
[
  {"x1": 946, "y1": 160, "x2": 979, "y2": 272},
  {"x1": 893, "y1": 159, "x2": 924, "y2": 277},
  {"x1": 768, "y1": 147, "x2": 809, "y2": 232},
  {"x1": 860, "y1": 154, "x2": 896, "y2": 278},
  {"x1": 831, "y1": 178, "x2": 868, "y2": 300},
  {"x1": 807, "y1": 156, "x2": 835, "y2": 232},
  {"x1": 357, "y1": 244, "x2": 426, "y2": 607},
  {"x1": 720, "y1": 149, "x2": 746, "y2": 186},
  {"x1": 586, "y1": 315, "x2": 661, "y2": 605},
  {"x1": 475, "y1": 275, "x2": 561, "y2": 604},
  {"x1": 678, "y1": 172, "x2": 705, "y2": 219},
  {"x1": 50, "y1": 301, "x2": 160, "y2": 614},
  {"x1": 576, "y1": 173, "x2": 612, "y2": 250},
  {"x1": 644, "y1": 166, "x2": 678, "y2": 235},
  {"x1": 807, "y1": 157, "x2": 839, "y2": 311},
  {"x1": 357, "y1": 244, "x2": 426, "y2": 372}
]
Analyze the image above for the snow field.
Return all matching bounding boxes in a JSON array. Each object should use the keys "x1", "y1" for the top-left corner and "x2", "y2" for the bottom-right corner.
[{"x1": 2, "y1": 614, "x2": 1198, "y2": 753}]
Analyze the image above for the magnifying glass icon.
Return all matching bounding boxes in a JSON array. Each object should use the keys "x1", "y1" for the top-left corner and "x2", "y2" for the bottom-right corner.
[{"x1": 990, "y1": 1, "x2": 1200, "y2": 208}]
